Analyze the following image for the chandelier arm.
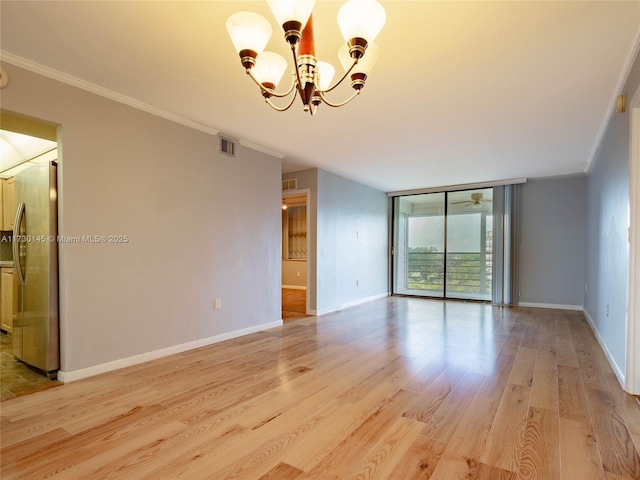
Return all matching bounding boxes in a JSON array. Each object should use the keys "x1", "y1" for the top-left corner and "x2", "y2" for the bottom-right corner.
[
  {"x1": 246, "y1": 70, "x2": 297, "y2": 99},
  {"x1": 318, "y1": 90, "x2": 360, "y2": 108},
  {"x1": 265, "y1": 89, "x2": 299, "y2": 112},
  {"x1": 315, "y1": 58, "x2": 358, "y2": 94}
]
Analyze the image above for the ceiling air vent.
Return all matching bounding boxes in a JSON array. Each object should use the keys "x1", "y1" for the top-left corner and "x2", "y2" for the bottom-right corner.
[
  {"x1": 282, "y1": 179, "x2": 298, "y2": 191},
  {"x1": 220, "y1": 136, "x2": 236, "y2": 157}
]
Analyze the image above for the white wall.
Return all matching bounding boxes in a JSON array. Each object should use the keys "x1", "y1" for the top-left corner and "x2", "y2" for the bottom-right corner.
[
  {"x1": 1, "y1": 62, "x2": 282, "y2": 377},
  {"x1": 519, "y1": 176, "x2": 587, "y2": 308}
]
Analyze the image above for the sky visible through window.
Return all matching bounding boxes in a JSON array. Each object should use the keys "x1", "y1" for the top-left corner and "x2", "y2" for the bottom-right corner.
[{"x1": 408, "y1": 213, "x2": 493, "y2": 252}]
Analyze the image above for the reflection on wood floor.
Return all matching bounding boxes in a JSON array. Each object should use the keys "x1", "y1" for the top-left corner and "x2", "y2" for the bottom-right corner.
[
  {"x1": 1, "y1": 297, "x2": 639, "y2": 479},
  {"x1": 282, "y1": 288, "x2": 308, "y2": 320}
]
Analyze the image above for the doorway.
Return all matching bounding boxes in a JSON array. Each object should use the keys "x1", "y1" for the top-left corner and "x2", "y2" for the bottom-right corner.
[
  {"x1": 392, "y1": 188, "x2": 493, "y2": 301},
  {"x1": 0, "y1": 124, "x2": 61, "y2": 400},
  {"x1": 282, "y1": 191, "x2": 310, "y2": 320}
]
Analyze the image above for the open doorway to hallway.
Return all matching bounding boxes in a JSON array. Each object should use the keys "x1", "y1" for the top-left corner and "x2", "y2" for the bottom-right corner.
[{"x1": 282, "y1": 191, "x2": 310, "y2": 320}]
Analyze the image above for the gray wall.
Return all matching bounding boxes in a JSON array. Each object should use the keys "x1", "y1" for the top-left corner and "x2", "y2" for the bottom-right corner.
[
  {"x1": 316, "y1": 169, "x2": 388, "y2": 313},
  {"x1": 519, "y1": 176, "x2": 587, "y2": 307},
  {"x1": 283, "y1": 168, "x2": 389, "y2": 314},
  {"x1": 585, "y1": 49, "x2": 640, "y2": 378},
  {"x1": 2, "y1": 63, "x2": 282, "y2": 375}
]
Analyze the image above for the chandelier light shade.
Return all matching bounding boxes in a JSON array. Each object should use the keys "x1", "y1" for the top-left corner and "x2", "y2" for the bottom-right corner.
[
  {"x1": 337, "y1": 0, "x2": 386, "y2": 53},
  {"x1": 316, "y1": 61, "x2": 336, "y2": 91},
  {"x1": 226, "y1": 0, "x2": 386, "y2": 115},
  {"x1": 266, "y1": 0, "x2": 315, "y2": 44},
  {"x1": 226, "y1": 12, "x2": 273, "y2": 68},
  {"x1": 253, "y1": 51, "x2": 288, "y2": 90},
  {"x1": 338, "y1": 42, "x2": 379, "y2": 89}
]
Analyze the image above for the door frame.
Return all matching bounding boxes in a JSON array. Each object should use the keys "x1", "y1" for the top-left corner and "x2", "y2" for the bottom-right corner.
[
  {"x1": 391, "y1": 188, "x2": 494, "y2": 301},
  {"x1": 627, "y1": 85, "x2": 640, "y2": 394},
  {"x1": 282, "y1": 189, "x2": 311, "y2": 315}
]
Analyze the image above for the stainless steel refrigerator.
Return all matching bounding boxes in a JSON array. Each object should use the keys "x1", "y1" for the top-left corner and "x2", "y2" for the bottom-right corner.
[{"x1": 12, "y1": 162, "x2": 59, "y2": 378}]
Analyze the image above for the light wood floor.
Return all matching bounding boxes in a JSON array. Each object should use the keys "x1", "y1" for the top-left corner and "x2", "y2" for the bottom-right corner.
[{"x1": 1, "y1": 297, "x2": 639, "y2": 479}]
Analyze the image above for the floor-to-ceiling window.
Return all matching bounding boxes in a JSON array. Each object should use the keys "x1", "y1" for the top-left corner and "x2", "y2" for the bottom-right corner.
[
  {"x1": 393, "y1": 188, "x2": 493, "y2": 301},
  {"x1": 393, "y1": 193, "x2": 445, "y2": 297}
]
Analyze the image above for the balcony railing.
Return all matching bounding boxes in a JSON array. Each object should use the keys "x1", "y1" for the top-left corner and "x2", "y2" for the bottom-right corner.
[{"x1": 406, "y1": 251, "x2": 492, "y2": 295}]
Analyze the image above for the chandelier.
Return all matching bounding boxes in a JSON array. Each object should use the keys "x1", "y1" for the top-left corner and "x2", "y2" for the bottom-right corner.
[{"x1": 226, "y1": 0, "x2": 386, "y2": 116}]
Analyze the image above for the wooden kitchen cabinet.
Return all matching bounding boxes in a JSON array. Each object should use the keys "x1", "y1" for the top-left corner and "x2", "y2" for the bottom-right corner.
[
  {"x1": 0, "y1": 180, "x2": 4, "y2": 230},
  {"x1": 3, "y1": 177, "x2": 15, "y2": 231},
  {"x1": 1, "y1": 267, "x2": 13, "y2": 333}
]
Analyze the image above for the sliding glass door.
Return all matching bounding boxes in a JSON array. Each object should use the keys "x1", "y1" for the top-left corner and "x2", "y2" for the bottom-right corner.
[
  {"x1": 446, "y1": 190, "x2": 492, "y2": 301},
  {"x1": 393, "y1": 188, "x2": 493, "y2": 301},
  {"x1": 393, "y1": 193, "x2": 445, "y2": 297}
]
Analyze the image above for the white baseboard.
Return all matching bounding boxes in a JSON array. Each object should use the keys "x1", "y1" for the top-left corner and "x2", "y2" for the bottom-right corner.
[
  {"x1": 582, "y1": 309, "x2": 626, "y2": 388},
  {"x1": 518, "y1": 302, "x2": 584, "y2": 311},
  {"x1": 57, "y1": 320, "x2": 283, "y2": 383},
  {"x1": 282, "y1": 285, "x2": 307, "y2": 290},
  {"x1": 312, "y1": 292, "x2": 389, "y2": 316}
]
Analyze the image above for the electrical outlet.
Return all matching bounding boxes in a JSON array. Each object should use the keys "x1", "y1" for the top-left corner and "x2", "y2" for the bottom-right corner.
[
  {"x1": 606, "y1": 304, "x2": 609, "y2": 317},
  {"x1": 214, "y1": 298, "x2": 222, "y2": 310},
  {"x1": 356, "y1": 280, "x2": 359, "y2": 287}
]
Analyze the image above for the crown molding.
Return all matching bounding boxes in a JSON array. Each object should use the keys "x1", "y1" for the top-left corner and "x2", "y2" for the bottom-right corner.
[
  {"x1": 1, "y1": 51, "x2": 287, "y2": 159},
  {"x1": 239, "y1": 139, "x2": 285, "y2": 159},
  {"x1": 0, "y1": 50, "x2": 220, "y2": 136},
  {"x1": 585, "y1": 25, "x2": 640, "y2": 173}
]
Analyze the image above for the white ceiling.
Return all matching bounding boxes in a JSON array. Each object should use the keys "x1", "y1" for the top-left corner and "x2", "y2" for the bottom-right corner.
[
  {"x1": 0, "y1": 130, "x2": 56, "y2": 173},
  {"x1": 1, "y1": 1, "x2": 639, "y2": 192}
]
